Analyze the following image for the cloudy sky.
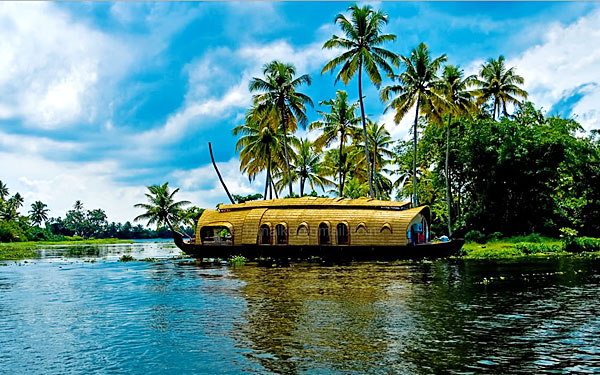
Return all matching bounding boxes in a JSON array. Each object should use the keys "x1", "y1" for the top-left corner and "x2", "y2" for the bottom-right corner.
[{"x1": 1, "y1": 2, "x2": 600, "y2": 223}]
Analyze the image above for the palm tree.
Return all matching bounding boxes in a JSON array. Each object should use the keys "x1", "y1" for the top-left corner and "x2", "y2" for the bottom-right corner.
[
  {"x1": 309, "y1": 90, "x2": 361, "y2": 196},
  {"x1": 29, "y1": 201, "x2": 49, "y2": 226},
  {"x1": 474, "y1": 55, "x2": 528, "y2": 120},
  {"x1": 233, "y1": 106, "x2": 288, "y2": 200},
  {"x1": 276, "y1": 138, "x2": 331, "y2": 196},
  {"x1": 10, "y1": 192, "x2": 24, "y2": 209},
  {"x1": 439, "y1": 65, "x2": 476, "y2": 236},
  {"x1": 381, "y1": 42, "x2": 447, "y2": 207},
  {"x1": 366, "y1": 120, "x2": 394, "y2": 199},
  {"x1": 134, "y1": 182, "x2": 190, "y2": 232},
  {"x1": 322, "y1": 4, "x2": 398, "y2": 198},
  {"x1": 73, "y1": 200, "x2": 84, "y2": 212},
  {"x1": 0, "y1": 180, "x2": 8, "y2": 201},
  {"x1": 249, "y1": 61, "x2": 313, "y2": 197}
]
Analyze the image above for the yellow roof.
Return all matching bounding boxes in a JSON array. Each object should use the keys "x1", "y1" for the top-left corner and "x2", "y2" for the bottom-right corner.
[{"x1": 218, "y1": 197, "x2": 411, "y2": 212}]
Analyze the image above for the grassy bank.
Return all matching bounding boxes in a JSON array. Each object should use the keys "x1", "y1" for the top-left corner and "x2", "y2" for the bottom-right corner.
[
  {"x1": 461, "y1": 235, "x2": 568, "y2": 259},
  {"x1": 0, "y1": 238, "x2": 134, "y2": 260}
]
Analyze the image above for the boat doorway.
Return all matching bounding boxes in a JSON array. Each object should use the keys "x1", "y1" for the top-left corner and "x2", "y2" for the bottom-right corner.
[{"x1": 200, "y1": 226, "x2": 233, "y2": 245}]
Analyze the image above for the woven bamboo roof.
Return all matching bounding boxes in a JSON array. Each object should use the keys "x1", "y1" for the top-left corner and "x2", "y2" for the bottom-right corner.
[{"x1": 218, "y1": 197, "x2": 411, "y2": 212}]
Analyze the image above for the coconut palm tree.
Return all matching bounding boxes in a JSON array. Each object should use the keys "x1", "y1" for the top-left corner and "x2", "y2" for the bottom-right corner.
[
  {"x1": 29, "y1": 201, "x2": 49, "y2": 226},
  {"x1": 134, "y1": 182, "x2": 190, "y2": 232},
  {"x1": 366, "y1": 120, "x2": 394, "y2": 198},
  {"x1": 233, "y1": 106, "x2": 289, "y2": 200},
  {"x1": 276, "y1": 138, "x2": 331, "y2": 197},
  {"x1": 309, "y1": 90, "x2": 361, "y2": 196},
  {"x1": 474, "y1": 55, "x2": 528, "y2": 120},
  {"x1": 0, "y1": 181, "x2": 8, "y2": 201},
  {"x1": 322, "y1": 4, "x2": 398, "y2": 198},
  {"x1": 438, "y1": 65, "x2": 476, "y2": 236},
  {"x1": 381, "y1": 42, "x2": 447, "y2": 207},
  {"x1": 249, "y1": 61, "x2": 313, "y2": 197}
]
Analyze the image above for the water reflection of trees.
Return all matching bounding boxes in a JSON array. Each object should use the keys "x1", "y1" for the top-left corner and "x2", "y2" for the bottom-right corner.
[{"x1": 230, "y1": 260, "x2": 600, "y2": 374}]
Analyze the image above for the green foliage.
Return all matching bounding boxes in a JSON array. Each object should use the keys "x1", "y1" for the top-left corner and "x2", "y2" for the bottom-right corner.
[
  {"x1": 233, "y1": 194, "x2": 263, "y2": 203},
  {"x1": 488, "y1": 232, "x2": 504, "y2": 241},
  {"x1": 514, "y1": 242, "x2": 561, "y2": 255},
  {"x1": 0, "y1": 220, "x2": 27, "y2": 242},
  {"x1": 119, "y1": 254, "x2": 135, "y2": 262},
  {"x1": 228, "y1": 255, "x2": 246, "y2": 266},
  {"x1": 465, "y1": 230, "x2": 486, "y2": 244},
  {"x1": 564, "y1": 236, "x2": 600, "y2": 253}
]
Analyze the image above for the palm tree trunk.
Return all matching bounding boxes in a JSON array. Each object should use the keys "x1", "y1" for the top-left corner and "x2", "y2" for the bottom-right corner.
[
  {"x1": 338, "y1": 135, "x2": 344, "y2": 197},
  {"x1": 372, "y1": 146, "x2": 380, "y2": 199},
  {"x1": 264, "y1": 148, "x2": 270, "y2": 200},
  {"x1": 271, "y1": 174, "x2": 279, "y2": 199},
  {"x1": 445, "y1": 114, "x2": 452, "y2": 237},
  {"x1": 280, "y1": 104, "x2": 294, "y2": 197},
  {"x1": 209, "y1": 142, "x2": 235, "y2": 204},
  {"x1": 412, "y1": 96, "x2": 420, "y2": 207},
  {"x1": 358, "y1": 64, "x2": 375, "y2": 198},
  {"x1": 300, "y1": 177, "x2": 305, "y2": 196}
]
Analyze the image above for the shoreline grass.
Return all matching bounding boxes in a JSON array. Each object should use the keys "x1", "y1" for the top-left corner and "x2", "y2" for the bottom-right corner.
[
  {"x1": 0, "y1": 238, "x2": 134, "y2": 260},
  {"x1": 461, "y1": 236, "x2": 566, "y2": 259}
]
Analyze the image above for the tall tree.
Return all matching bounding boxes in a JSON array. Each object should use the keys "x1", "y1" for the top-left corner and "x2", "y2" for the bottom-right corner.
[
  {"x1": 309, "y1": 90, "x2": 361, "y2": 195},
  {"x1": 366, "y1": 120, "x2": 394, "y2": 199},
  {"x1": 381, "y1": 42, "x2": 447, "y2": 207},
  {"x1": 29, "y1": 201, "x2": 49, "y2": 226},
  {"x1": 233, "y1": 106, "x2": 288, "y2": 200},
  {"x1": 474, "y1": 55, "x2": 528, "y2": 120},
  {"x1": 438, "y1": 65, "x2": 476, "y2": 236},
  {"x1": 322, "y1": 4, "x2": 398, "y2": 198},
  {"x1": 275, "y1": 138, "x2": 331, "y2": 196},
  {"x1": 249, "y1": 61, "x2": 313, "y2": 197},
  {"x1": 0, "y1": 180, "x2": 8, "y2": 201},
  {"x1": 134, "y1": 182, "x2": 190, "y2": 232}
]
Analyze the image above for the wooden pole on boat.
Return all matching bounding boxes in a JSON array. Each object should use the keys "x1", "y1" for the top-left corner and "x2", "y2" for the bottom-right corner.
[{"x1": 209, "y1": 142, "x2": 235, "y2": 204}]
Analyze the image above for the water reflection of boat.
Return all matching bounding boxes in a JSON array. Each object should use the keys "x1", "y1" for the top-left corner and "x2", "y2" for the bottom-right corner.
[{"x1": 173, "y1": 197, "x2": 464, "y2": 260}]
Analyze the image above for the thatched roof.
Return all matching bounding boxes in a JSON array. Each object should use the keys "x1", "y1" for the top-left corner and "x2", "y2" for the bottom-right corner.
[{"x1": 218, "y1": 197, "x2": 411, "y2": 212}]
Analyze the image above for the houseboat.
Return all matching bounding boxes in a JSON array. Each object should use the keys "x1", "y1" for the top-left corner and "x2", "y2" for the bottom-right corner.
[{"x1": 173, "y1": 197, "x2": 464, "y2": 260}]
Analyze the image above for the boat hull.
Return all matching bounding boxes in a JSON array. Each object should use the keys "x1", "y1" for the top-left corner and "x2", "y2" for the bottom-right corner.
[{"x1": 174, "y1": 232, "x2": 464, "y2": 261}]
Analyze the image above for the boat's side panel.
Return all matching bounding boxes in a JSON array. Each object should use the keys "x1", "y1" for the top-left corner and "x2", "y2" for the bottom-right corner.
[
  {"x1": 241, "y1": 208, "x2": 268, "y2": 245},
  {"x1": 196, "y1": 205, "x2": 431, "y2": 249}
]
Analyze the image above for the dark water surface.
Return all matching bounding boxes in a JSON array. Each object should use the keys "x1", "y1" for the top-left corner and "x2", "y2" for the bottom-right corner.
[{"x1": 1, "y1": 243, "x2": 600, "y2": 374}]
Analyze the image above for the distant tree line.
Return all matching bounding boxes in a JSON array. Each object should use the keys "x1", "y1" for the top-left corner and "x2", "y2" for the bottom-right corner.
[{"x1": 0, "y1": 184, "x2": 203, "y2": 242}]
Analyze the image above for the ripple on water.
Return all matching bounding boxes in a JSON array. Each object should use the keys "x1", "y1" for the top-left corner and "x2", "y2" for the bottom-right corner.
[{"x1": 1, "y1": 244, "x2": 600, "y2": 374}]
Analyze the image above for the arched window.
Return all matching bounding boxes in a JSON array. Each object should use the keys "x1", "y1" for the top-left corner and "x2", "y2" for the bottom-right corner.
[
  {"x1": 355, "y1": 222, "x2": 368, "y2": 234},
  {"x1": 381, "y1": 223, "x2": 392, "y2": 234},
  {"x1": 297, "y1": 222, "x2": 309, "y2": 236},
  {"x1": 337, "y1": 223, "x2": 349, "y2": 245},
  {"x1": 276, "y1": 224, "x2": 287, "y2": 244},
  {"x1": 319, "y1": 222, "x2": 330, "y2": 245},
  {"x1": 259, "y1": 224, "x2": 271, "y2": 244}
]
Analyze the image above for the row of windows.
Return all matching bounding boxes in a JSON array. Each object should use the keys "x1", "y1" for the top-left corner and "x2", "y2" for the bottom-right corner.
[{"x1": 259, "y1": 222, "x2": 352, "y2": 245}]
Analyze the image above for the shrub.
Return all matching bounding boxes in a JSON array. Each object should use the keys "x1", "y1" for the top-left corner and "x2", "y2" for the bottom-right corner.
[
  {"x1": 26, "y1": 227, "x2": 51, "y2": 241},
  {"x1": 564, "y1": 236, "x2": 600, "y2": 253},
  {"x1": 488, "y1": 232, "x2": 504, "y2": 241},
  {"x1": 523, "y1": 233, "x2": 542, "y2": 243},
  {"x1": 228, "y1": 255, "x2": 246, "y2": 266},
  {"x1": 465, "y1": 230, "x2": 486, "y2": 244},
  {"x1": 66, "y1": 235, "x2": 84, "y2": 241},
  {"x1": 119, "y1": 254, "x2": 135, "y2": 262},
  {"x1": 514, "y1": 242, "x2": 561, "y2": 255},
  {"x1": 0, "y1": 220, "x2": 27, "y2": 242}
]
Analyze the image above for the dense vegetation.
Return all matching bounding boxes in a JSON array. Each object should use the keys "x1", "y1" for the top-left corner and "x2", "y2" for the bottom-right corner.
[
  {"x1": 229, "y1": 4, "x2": 600, "y2": 239},
  {"x1": 0, "y1": 181, "x2": 202, "y2": 243}
]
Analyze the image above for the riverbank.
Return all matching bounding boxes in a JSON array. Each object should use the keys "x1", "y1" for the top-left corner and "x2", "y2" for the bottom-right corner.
[
  {"x1": 0, "y1": 239, "x2": 134, "y2": 260},
  {"x1": 461, "y1": 235, "x2": 600, "y2": 259}
]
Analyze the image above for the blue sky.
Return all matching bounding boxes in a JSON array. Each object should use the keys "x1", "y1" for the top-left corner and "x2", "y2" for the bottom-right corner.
[{"x1": 1, "y1": 2, "x2": 600, "y2": 223}]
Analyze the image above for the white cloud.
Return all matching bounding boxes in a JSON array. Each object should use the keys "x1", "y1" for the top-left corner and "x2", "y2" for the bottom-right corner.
[
  {"x1": 138, "y1": 39, "x2": 339, "y2": 146},
  {"x1": 1, "y1": 152, "x2": 145, "y2": 223},
  {"x1": 170, "y1": 158, "x2": 266, "y2": 206},
  {"x1": 0, "y1": 3, "x2": 133, "y2": 129},
  {"x1": 512, "y1": 9, "x2": 600, "y2": 130}
]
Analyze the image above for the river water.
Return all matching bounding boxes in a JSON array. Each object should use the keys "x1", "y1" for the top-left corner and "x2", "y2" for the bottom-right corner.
[{"x1": 1, "y1": 242, "x2": 599, "y2": 374}]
